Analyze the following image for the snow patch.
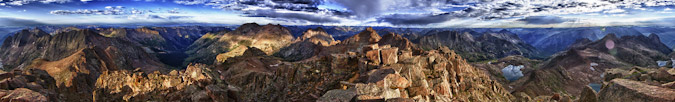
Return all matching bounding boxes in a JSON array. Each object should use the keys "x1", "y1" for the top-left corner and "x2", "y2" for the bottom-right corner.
[
  {"x1": 657, "y1": 60, "x2": 668, "y2": 67},
  {"x1": 590, "y1": 62, "x2": 599, "y2": 71},
  {"x1": 501, "y1": 65, "x2": 524, "y2": 81}
]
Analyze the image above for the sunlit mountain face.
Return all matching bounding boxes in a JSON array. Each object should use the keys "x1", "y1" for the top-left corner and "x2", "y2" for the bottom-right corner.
[{"x1": 0, "y1": 0, "x2": 675, "y2": 102}]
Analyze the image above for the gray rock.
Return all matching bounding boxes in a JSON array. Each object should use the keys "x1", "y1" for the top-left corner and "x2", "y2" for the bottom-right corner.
[{"x1": 318, "y1": 89, "x2": 357, "y2": 102}]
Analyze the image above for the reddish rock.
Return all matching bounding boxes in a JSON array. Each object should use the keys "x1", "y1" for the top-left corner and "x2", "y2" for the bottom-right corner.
[
  {"x1": 342, "y1": 27, "x2": 381, "y2": 46},
  {"x1": 380, "y1": 47, "x2": 399, "y2": 65},
  {"x1": 385, "y1": 74, "x2": 410, "y2": 89},
  {"x1": 1, "y1": 88, "x2": 47, "y2": 102},
  {"x1": 366, "y1": 50, "x2": 381, "y2": 65},
  {"x1": 93, "y1": 64, "x2": 240, "y2": 102}
]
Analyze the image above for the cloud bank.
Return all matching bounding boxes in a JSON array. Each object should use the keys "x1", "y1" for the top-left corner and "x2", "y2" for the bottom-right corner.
[
  {"x1": 4, "y1": 0, "x2": 675, "y2": 27},
  {"x1": 0, "y1": 17, "x2": 46, "y2": 26}
]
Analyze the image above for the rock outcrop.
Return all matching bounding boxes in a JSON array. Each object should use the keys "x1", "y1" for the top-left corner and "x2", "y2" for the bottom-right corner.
[
  {"x1": 598, "y1": 79, "x2": 675, "y2": 102},
  {"x1": 1, "y1": 28, "x2": 168, "y2": 72},
  {"x1": 93, "y1": 64, "x2": 240, "y2": 101},
  {"x1": 0, "y1": 69, "x2": 58, "y2": 101}
]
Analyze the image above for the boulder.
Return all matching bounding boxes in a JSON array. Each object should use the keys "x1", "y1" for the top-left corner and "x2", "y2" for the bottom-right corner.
[
  {"x1": 356, "y1": 83, "x2": 384, "y2": 100},
  {"x1": 0, "y1": 88, "x2": 47, "y2": 102},
  {"x1": 384, "y1": 74, "x2": 410, "y2": 89},
  {"x1": 366, "y1": 50, "x2": 381, "y2": 65},
  {"x1": 662, "y1": 81, "x2": 675, "y2": 89},
  {"x1": 650, "y1": 68, "x2": 675, "y2": 82},
  {"x1": 598, "y1": 79, "x2": 675, "y2": 102},
  {"x1": 380, "y1": 47, "x2": 399, "y2": 65},
  {"x1": 318, "y1": 89, "x2": 357, "y2": 102},
  {"x1": 579, "y1": 85, "x2": 598, "y2": 102}
]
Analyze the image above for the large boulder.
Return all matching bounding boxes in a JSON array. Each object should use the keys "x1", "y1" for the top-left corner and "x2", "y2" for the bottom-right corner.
[
  {"x1": 0, "y1": 88, "x2": 48, "y2": 102},
  {"x1": 380, "y1": 47, "x2": 399, "y2": 65},
  {"x1": 598, "y1": 79, "x2": 675, "y2": 102},
  {"x1": 318, "y1": 89, "x2": 357, "y2": 102},
  {"x1": 579, "y1": 85, "x2": 598, "y2": 102}
]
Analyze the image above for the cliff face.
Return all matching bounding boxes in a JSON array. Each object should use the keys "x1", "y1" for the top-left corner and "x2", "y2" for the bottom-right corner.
[
  {"x1": 0, "y1": 28, "x2": 175, "y2": 101},
  {"x1": 274, "y1": 27, "x2": 338, "y2": 61},
  {"x1": 0, "y1": 28, "x2": 51, "y2": 69},
  {"x1": 0, "y1": 29, "x2": 167, "y2": 71},
  {"x1": 185, "y1": 23, "x2": 294, "y2": 65}
]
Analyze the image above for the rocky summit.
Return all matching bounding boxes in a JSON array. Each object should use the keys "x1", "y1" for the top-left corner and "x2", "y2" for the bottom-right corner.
[{"x1": 216, "y1": 27, "x2": 514, "y2": 101}]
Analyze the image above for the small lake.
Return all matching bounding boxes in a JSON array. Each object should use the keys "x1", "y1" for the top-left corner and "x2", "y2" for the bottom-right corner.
[{"x1": 589, "y1": 83, "x2": 602, "y2": 92}]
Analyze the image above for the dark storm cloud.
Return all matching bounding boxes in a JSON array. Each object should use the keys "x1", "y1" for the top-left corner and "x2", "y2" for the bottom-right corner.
[
  {"x1": 193, "y1": 0, "x2": 325, "y2": 12},
  {"x1": 200, "y1": 0, "x2": 352, "y2": 23},
  {"x1": 376, "y1": 13, "x2": 454, "y2": 25},
  {"x1": 243, "y1": 9, "x2": 342, "y2": 23},
  {"x1": 517, "y1": 16, "x2": 573, "y2": 25},
  {"x1": 0, "y1": 17, "x2": 47, "y2": 26},
  {"x1": 332, "y1": 0, "x2": 383, "y2": 18}
]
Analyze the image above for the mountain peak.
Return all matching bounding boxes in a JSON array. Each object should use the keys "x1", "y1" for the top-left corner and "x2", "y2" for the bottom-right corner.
[
  {"x1": 21, "y1": 28, "x2": 49, "y2": 37},
  {"x1": 498, "y1": 29, "x2": 511, "y2": 34},
  {"x1": 341, "y1": 27, "x2": 381, "y2": 46},
  {"x1": 365, "y1": 27, "x2": 375, "y2": 32},
  {"x1": 648, "y1": 33, "x2": 660, "y2": 41},
  {"x1": 601, "y1": 33, "x2": 619, "y2": 41},
  {"x1": 234, "y1": 23, "x2": 262, "y2": 33},
  {"x1": 242, "y1": 23, "x2": 261, "y2": 27},
  {"x1": 298, "y1": 27, "x2": 335, "y2": 46},
  {"x1": 314, "y1": 27, "x2": 325, "y2": 32}
]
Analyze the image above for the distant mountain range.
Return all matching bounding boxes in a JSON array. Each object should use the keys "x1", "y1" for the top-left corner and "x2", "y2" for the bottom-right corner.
[{"x1": 3, "y1": 26, "x2": 673, "y2": 63}]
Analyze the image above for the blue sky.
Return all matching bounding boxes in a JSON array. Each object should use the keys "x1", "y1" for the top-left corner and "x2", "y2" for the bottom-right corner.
[{"x1": 2, "y1": 0, "x2": 675, "y2": 28}]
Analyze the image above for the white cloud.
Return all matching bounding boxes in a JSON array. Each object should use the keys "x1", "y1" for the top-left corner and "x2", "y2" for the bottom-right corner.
[
  {"x1": 7, "y1": 0, "x2": 675, "y2": 27},
  {"x1": 604, "y1": 9, "x2": 626, "y2": 14}
]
